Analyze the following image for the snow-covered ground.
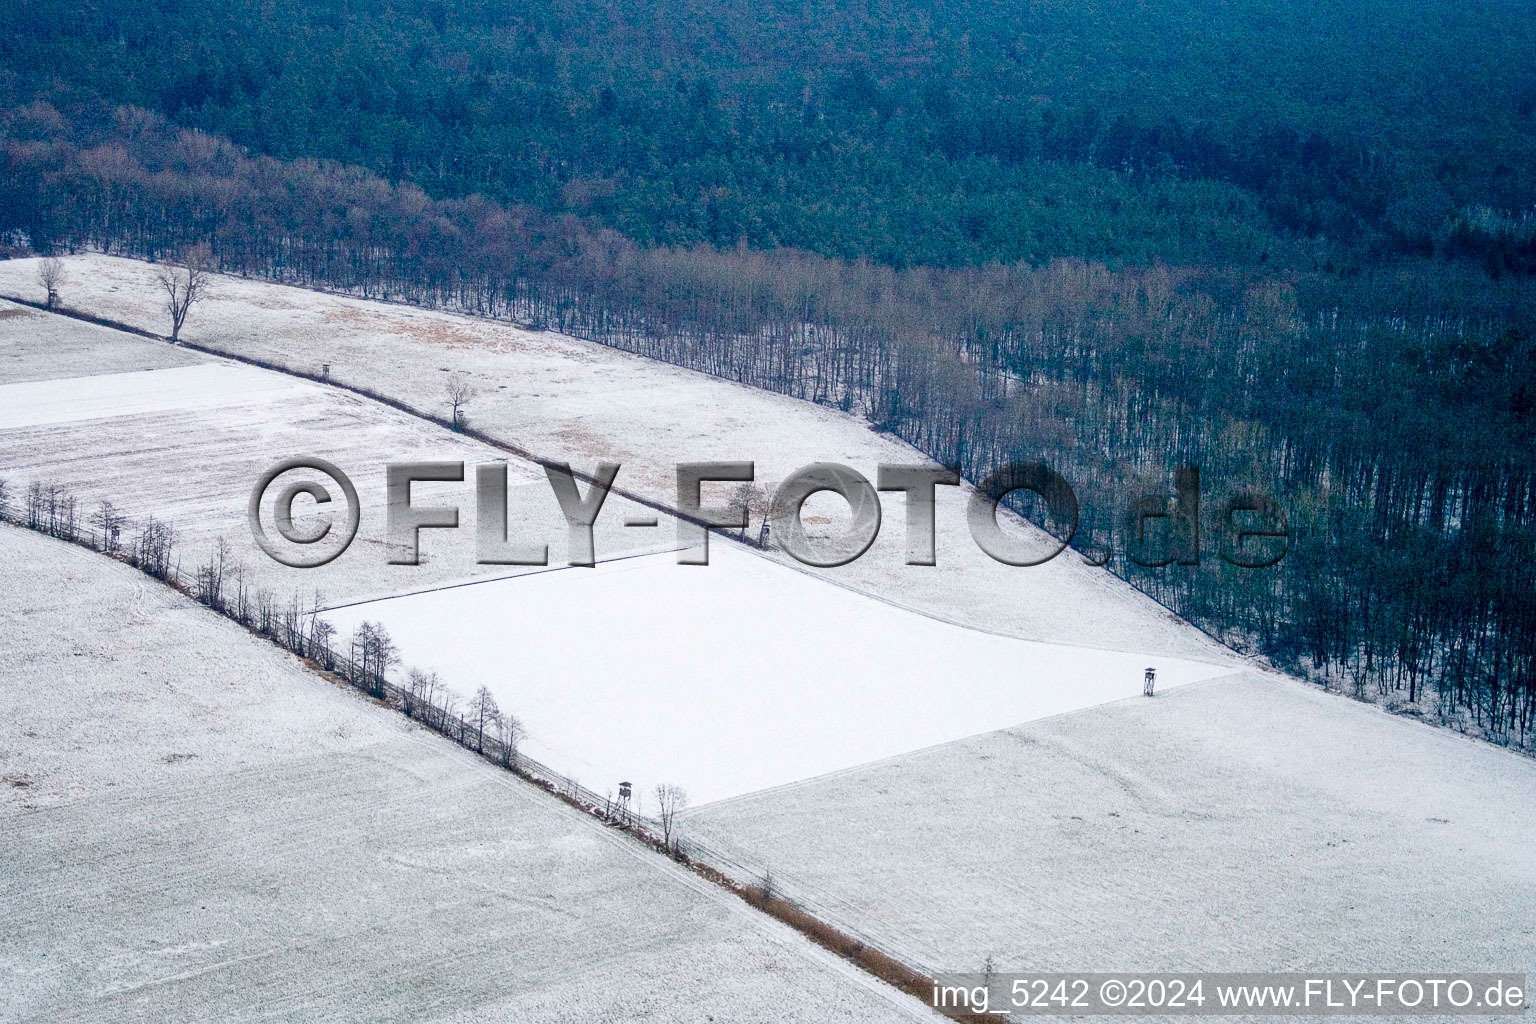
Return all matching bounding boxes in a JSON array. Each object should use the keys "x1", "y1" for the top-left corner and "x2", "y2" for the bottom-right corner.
[
  {"x1": 0, "y1": 288, "x2": 1233, "y2": 811},
  {"x1": 0, "y1": 524, "x2": 934, "y2": 1023},
  {"x1": 0, "y1": 255, "x2": 1230, "y2": 662},
  {"x1": 0, "y1": 362, "x2": 306, "y2": 429},
  {"x1": 0, "y1": 301, "x2": 201, "y2": 382},
  {"x1": 8, "y1": 256, "x2": 1527, "y2": 999},
  {"x1": 0, "y1": 303, "x2": 672, "y2": 609},
  {"x1": 686, "y1": 671, "x2": 1536, "y2": 983},
  {"x1": 326, "y1": 544, "x2": 1231, "y2": 805}
]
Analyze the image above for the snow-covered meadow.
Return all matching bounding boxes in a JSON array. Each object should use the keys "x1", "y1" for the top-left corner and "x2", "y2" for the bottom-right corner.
[
  {"x1": 325, "y1": 543, "x2": 1232, "y2": 805},
  {"x1": 0, "y1": 301, "x2": 673, "y2": 609},
  {"x1": 0, "y1": 301, "x2": 201, "y2": 382},
  {"x1": 687, "y1": 670, "x2": 1536, "y2": 982},
  {"x1": 0, "y1": 361, "x2": 305, "y2": 429},
  {"x1": 0, "y1": 281, "x2": 1234, "y2": 812},
  {"x1": 0, "y1": 524, "x2": 934, "y2": 1023},
  {"x1": 0, "y1": 255, "x2": 1229, "y2": 662},
  {"x1": 6, "y1": 255, "x2": 1529, "y2": 1003}
]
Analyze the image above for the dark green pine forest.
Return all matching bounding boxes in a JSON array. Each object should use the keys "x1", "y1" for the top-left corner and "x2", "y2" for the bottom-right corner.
[
  {"x1": 8, "y1": 0, "x2": 1536, "y2": 267},
  {"x1": 2, "y1": 0, "x2": 1535, "y2": 742}
]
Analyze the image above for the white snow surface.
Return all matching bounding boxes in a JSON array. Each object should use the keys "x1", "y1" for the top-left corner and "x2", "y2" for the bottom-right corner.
[
  {"x1": 0, "y1": 254, "x2": 1234, "y2": 663},
  {"x1": 0, "y1": 299, "x2": 202, "y2": 382},
  {"x1": 2, "y1": 256, "x2": 1533, "y2": 997},
  {"x1": 0, "y1": 362, "x2": 306, "y2": 428},
  {"x1": 0, "y1": 268, "x2": 1233, "y2": 809},
  {"x1": 686, "y1": 672, "x2": 1536, "y2": 986},
  {"x1": 325, "y1": 544, "x2": 1231, "y2": 805},
  {"x1": 0, "y1": 524, "x2": 935, "y2": 1023}
]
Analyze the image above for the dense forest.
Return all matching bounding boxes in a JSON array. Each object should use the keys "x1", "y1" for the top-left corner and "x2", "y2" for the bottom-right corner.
[
  {"x1": 5, "y1": 0, "x2": 1536, "y2": 268},
  {"x1": 1, "y1": 0, "x2": 1534, "y2": 745}
]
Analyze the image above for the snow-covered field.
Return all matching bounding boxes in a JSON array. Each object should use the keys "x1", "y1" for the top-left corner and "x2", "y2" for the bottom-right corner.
[
  {"x1": 6, "y1": 255, "x2": 1529, "y2": 1002},
  {"x1": 0, "y1": 285, "x2": 1232, "y2": 811},
  {"x1": 0, "y1": 302, "x2": 672, "y2": 609},
  {"x1": 0, "y1": 255, "x2": 1229, "y2": 662},
  {"x1": 0, "y1": 362, "x2": 306, "y2": 429},
  {"x1": 326, "y1": 543, "x2": 1232, "y2": 805},
  {"x1": 0, "y1": 301, "x2": 201, "y2": 382},
  {"x1": 0, "y1": 524, "x2": 933, "y2": 1023},
  {"x1": 688, "y1": 670, "x2": 1536, "y2": 982}
]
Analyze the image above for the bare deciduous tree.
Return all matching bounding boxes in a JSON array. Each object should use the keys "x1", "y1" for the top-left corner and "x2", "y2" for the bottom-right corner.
[
  {"x1": 404, "y1": 667, "x2": 437, "y2": 720},
  {"x1": 254, "y1": 587, "x2": 277, "y2": 636},
  {"x1": 444, "y1": 373, "x2": 476, "y2": 431},
  {"x1": 25, "y1": 481, "x2": 44, "y2": 529},
  {"x1": 304, "y1": 590, "x2": 333, "y2": 663},
  {"x1": 497, "y1": 712, "x2": 524, "y2": 768},
  {"x1": 156, "y1": 246, "x2": 211, "y2": 342},
  {"x1": 309, "y1": 611, "x2": 335, "y2": 664},
  {"x1": 468, "y1": 684, "x2": 500, "y2": 753},
  {"x1": 351, "y1": 620, "x2": 396, "y2": 697},
  {"x1": 37, "y1": 257, "x2": 63, "y2": 310},
  {"x1": 52, "y1": 487, "x2": 78, "y2": 541},
  {"x1": 132, "y1": 516, "x2": 177, "y2": 579},
  {"x1": 439, "y1": 689, "x2": 461, "y2": 739},
  {"x1": 195, "y1": 537, "x2": 232, "y2": 609},
  {"x1": 280, "y1": 590, "x2": 306, "y2": 652},
  {"x1": 228, "y1": 563, "x2": 251, "y2": 626},
  {"x1": 728, "y1": 482, "x2": 771, "y2": 539},
  {"x1": 653, "y1": 783, "x2": 687, "y2": 854}
]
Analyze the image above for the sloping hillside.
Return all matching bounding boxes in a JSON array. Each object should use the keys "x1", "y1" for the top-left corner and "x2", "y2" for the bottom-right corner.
[
  {"x1": 0, "y1": 259, "x2": 1236, "y2": 808},
  {"x1": 0, "y1": 524, "x2": 932, "y2": 1023},
  {"x1": 5, "y1": 254, "x2": 1529, "y2": 1003},
  {"x1": 0, "y1": 254, "x2": 1228, "y2": 661},
  {"x1": 0, "y1": 297, "x2": 670, "y2": 606},
  {"x1": 686, "y1": 669, "x2": 1536, "y2": 978}
]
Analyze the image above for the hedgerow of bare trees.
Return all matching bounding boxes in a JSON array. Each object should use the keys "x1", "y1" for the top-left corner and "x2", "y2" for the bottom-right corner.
[
  {"x1": 4, "y1": 479, "x2": 752, "y2": 916},
  {"x1": 5, "y1": 484, "x2": 530, "y2": 785},
  {"x1": 23, "y1": 481, "x2": 79, "y2": 541}
]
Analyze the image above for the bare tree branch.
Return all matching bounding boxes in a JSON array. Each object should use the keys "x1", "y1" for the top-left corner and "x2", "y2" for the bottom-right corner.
[
  {"x1": 444, "y1": 373, "x2": 477, "y2": 431},
  {"x1": 653, "y1": 783, "x2": 687, "y2": 855},
  {"x1": 37, "y1": 257, "x2": 64, "y2": 310},
  {"x1": 155, "y1": 245, "x2": 212, "y2": 342}
]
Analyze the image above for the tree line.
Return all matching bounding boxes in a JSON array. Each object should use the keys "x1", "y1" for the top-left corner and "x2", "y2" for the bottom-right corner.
[{"x1": 2, "y1": 102, "x2": 1532, "y2": 747}]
